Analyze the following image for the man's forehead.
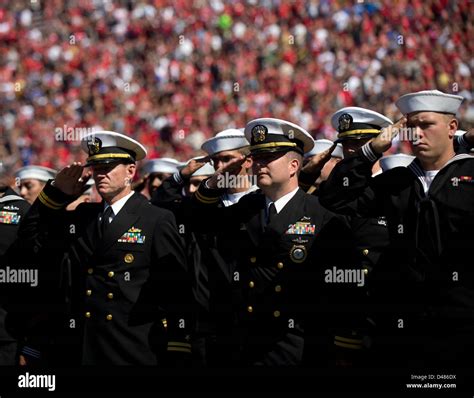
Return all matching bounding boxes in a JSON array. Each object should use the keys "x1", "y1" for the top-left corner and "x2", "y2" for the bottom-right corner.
[
  {"x1": 20, "y1": 178, "x2": 40, "y2": 184},
  {"x1": 212, "y1": 150, "x2": 240, "y2": 158},
  {"x1": 342, "y1": 138, "x2": 370, "y2": 147},
  {"x1": 252, "y1": 151, "x2": 286, "y2": 161},
  {"x1": 91, "y1": 162, "x2": 124, "y2": 171},
  {"x1": 407, "y1": 111, "x2": 447, "y2": 122}
]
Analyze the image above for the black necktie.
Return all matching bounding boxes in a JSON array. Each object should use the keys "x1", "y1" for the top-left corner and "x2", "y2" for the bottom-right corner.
[
  {"x1": 267, "y1": 202, "x2": 277, "y2": 225},
  {"x1": 101, "y1": 206, "x2": 113, "y2": 237}
]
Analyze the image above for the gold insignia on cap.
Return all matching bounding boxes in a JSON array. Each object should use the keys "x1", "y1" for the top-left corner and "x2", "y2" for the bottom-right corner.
[
  {"x1": 252, "y1": 125, "x2": 267, "y2": 143},
  {"x1": 124, "y1": 253, "x2": 134, "y2": 263},
  {"x1": 290, "y1": 245, "x2": 307, "y2": 263},
  {"x1": 87, "y1": 136, "x2": 102, "y2": 155},
  {"x1": 338, "y1": 113, "x2": 353, "y2": 132}
]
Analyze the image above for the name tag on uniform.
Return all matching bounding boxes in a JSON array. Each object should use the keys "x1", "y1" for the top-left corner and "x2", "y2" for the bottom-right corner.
[
  {"x1": 118, "y1": 227, "x2": 146, "y2": 244},
  {"x1": 0, "y1": 211, "x2": 20, "y2": 224},
  {"x1": 285, "y1": 221, "x2": 316, "y2": 235}
]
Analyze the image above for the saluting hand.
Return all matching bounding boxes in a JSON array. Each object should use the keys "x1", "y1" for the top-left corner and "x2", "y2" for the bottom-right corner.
[
  {"x1": 180, "y1": 157, "x2": 210, "y2": 179},
  {"x1": 302, "y1": 143, "x2": 337, "y2": 176},
  {"x1": 206, "y1": 155, "x2": 246, "y2": 189},
  {"x1": 54, "y1": 162, "x2": 92, "y2": 196},
  {"x1": 370, "y1": 117, "x2": 407, "y2": 155}
]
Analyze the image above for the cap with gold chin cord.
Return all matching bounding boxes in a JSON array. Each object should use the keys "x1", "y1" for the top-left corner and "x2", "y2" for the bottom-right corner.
[
  {"x1": 81, "y1": 131, "x2": 147, "y2": 166},
  {"x1": 331, "y1": 107, "x2": 393, "y2": 143},
  {"x1": 245, "y1": 118, "x2": 314, "y2": 156}
]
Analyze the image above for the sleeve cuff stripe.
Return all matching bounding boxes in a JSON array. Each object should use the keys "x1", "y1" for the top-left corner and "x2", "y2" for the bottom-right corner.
[
  {"x1": 173, "y1": 172, "x2": 183, "y2": 184},
  {"x1": 458, "y1": 133, "x2": 468, "y2": 147},
  {"x1": 361, "y1": 143, "x2": 378, "y2": 162},
  {"x1": 167, "y1": 347, "x2": 192, "y2": 353},
  {"x1": 335, "y1": 335, "x2": 363, "y2": 344},
  {"x1": 167, "y1": 342, "x2": 192, "y2": 348},
  {"x1": 334, "y1": 341, "x2": 363, "y2": 350},
  {"x1": 22, "y1": 347, "x2": 41, "y2": 358},
  {"x1": 38, "y1": 192, "x2": 63, "y2": 209},
  {"x1": 40, "y1": 190, "x2": 64, "y2": 207},
  {"x1": 195, "y1": 190, "x2": 219, "y2": 204}
]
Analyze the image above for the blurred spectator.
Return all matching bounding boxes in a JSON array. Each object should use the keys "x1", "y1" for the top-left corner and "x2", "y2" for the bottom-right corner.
[{"x1": 0, "y1": 0, "x2": 472, "y2": 177}]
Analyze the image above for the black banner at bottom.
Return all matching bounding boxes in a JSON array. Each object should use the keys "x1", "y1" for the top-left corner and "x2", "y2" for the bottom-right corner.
[{"x1": 0, "y1": 366, "x2": 472, "y2": 395}]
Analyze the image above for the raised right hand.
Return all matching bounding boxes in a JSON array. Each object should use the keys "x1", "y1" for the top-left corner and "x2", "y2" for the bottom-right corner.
[
  {"x1": 206, "y1": 155, "x2": 246, "y2": 189},
  {"x1": 54, "y1": 162, "x2": 91, "y2": 196},
  {"x1": 302, "y1": 143, "x2": 336, "y2": 176},
  {"x1": 180, "y1": 157, "x2": 210, "y2": 179},
  {"x1": 370, "y1": 117, "x2": 407, "y2": 155}
]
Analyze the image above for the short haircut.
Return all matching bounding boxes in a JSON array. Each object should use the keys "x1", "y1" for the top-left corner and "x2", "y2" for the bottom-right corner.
[{"x1": 285, "y1": 150, "x2": 303, "y2": 173}]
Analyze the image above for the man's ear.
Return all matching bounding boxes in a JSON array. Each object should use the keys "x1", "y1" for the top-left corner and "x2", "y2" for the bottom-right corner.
[
  {"x1": 447, "y1": 116, "x2": 458, "y2": 139},
  {"x1": 243, "y1": 155, "x2": 253, "y2": 170},
  {"x1": 127, "y1": 163, "x2": 137, "y2": 179},
  {"x1": 289, "y1": 158, "x2": 300, "y2": 177}
]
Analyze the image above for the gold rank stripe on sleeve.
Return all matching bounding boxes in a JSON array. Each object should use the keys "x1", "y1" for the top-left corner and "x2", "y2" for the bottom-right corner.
[
  {"x1": 195, "y1": 189, "x2": 220, "y2": 204},
  {"x1": 334, "y1": 335, "x2": 364, "y2": 350},
  {"x1": 167, "y1": 342, "x2": 192, "y2": 353},
  {"x1": 38, "y1": 190, "x2": 65, "y2": 210}
]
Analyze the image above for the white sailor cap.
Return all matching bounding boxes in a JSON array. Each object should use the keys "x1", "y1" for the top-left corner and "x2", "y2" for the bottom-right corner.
[
  {"x1": 304, "y1": 139, "x2": 344, "y2": 159},
  {"x1": 15, "y1": 165, "x2": 57, "y2": 182},
  {"x1": 201, "y1": 128, "x2": 249, "y2": 156},
  {"x1": 396, "y1": 90, "x2": 464, "y2": 116},
  {"x1": 81, "y1": 131, "x2": 147, "y2": 166},
  {"x1": 245, "y1": 118, "x2": 314, "y2": 155},
  {"x1": 191, "y1": 163, "x2": 215, "y2": 177},
  {"x1": 379, "y1": 154, "x2": 416, "y2": 172},
  {"x1": 142, "y1": 158, "x2": 182, "y2": 175},
  {"x1": 331, "y1": 107, "x2": 393, "y2": 142}
]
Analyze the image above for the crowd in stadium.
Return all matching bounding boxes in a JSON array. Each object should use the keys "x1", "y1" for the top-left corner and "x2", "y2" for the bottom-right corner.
[{"x1": 0, "y1": 0, "x2": 472, "y2": 175}]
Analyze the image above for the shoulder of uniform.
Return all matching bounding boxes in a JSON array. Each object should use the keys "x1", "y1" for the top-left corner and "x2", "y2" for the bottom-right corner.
[
  {"x1": 76, "y1": 201, "x2": 102, "y2": 212},
  {"x1": 234, "y1": 189, "x2": 264, "y2": 206},
  {"x1": 145, "y1": 200, "x2": 176, "y2": 219},
  {"x1": 17, "y1": 199, "x2": 31, "y2": 212}
]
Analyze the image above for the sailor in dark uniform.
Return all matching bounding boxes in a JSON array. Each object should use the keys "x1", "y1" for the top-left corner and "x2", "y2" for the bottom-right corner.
[
  {"x1": 298, "y1": 108, "x2": 394, "y2": 366},
  {"x1": 319, "y1": 90, "x2": 474, "y2": 369},
  {"x1": 134, "y1": 157, "x2": 182, "y2": 199},
  {"x1": 14, "y1": 166, "x2": 57, "y2": 205},
  {"x1": 0, "y1": 167, "x2": 30, "y2": 365},
  {"x1": 192, "y1": 118, "x2": 351, "y2": 366},
  {"x1": 17, "y1": 131, "x2": 192, "y2": 365},
  {"x1": 153, "y1": 129, "x2": 258, "y2": 367}
]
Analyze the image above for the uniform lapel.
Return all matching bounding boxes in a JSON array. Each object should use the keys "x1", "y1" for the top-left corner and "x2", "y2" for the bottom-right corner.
[
  {"x1": 101, "y1": 193, "x2": 142, "y2": 251},
  {"x1": 80, "y1": 202, "x2": 103, "y2": 253},
  {"x1": 244, "y1": 194, "x2": 266, "y2": 247},
  {"x1": 266, "y1": 189, "x2": 307, "y2": 236}
]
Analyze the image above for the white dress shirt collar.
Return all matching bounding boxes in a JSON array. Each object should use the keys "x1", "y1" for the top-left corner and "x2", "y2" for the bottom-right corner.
[
  {"x1": 103, "y1": 191, "x2": 135, "y2": 220},
  {"x1": 265, "y1": 187, "x2": 299, "y2": 214}
]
